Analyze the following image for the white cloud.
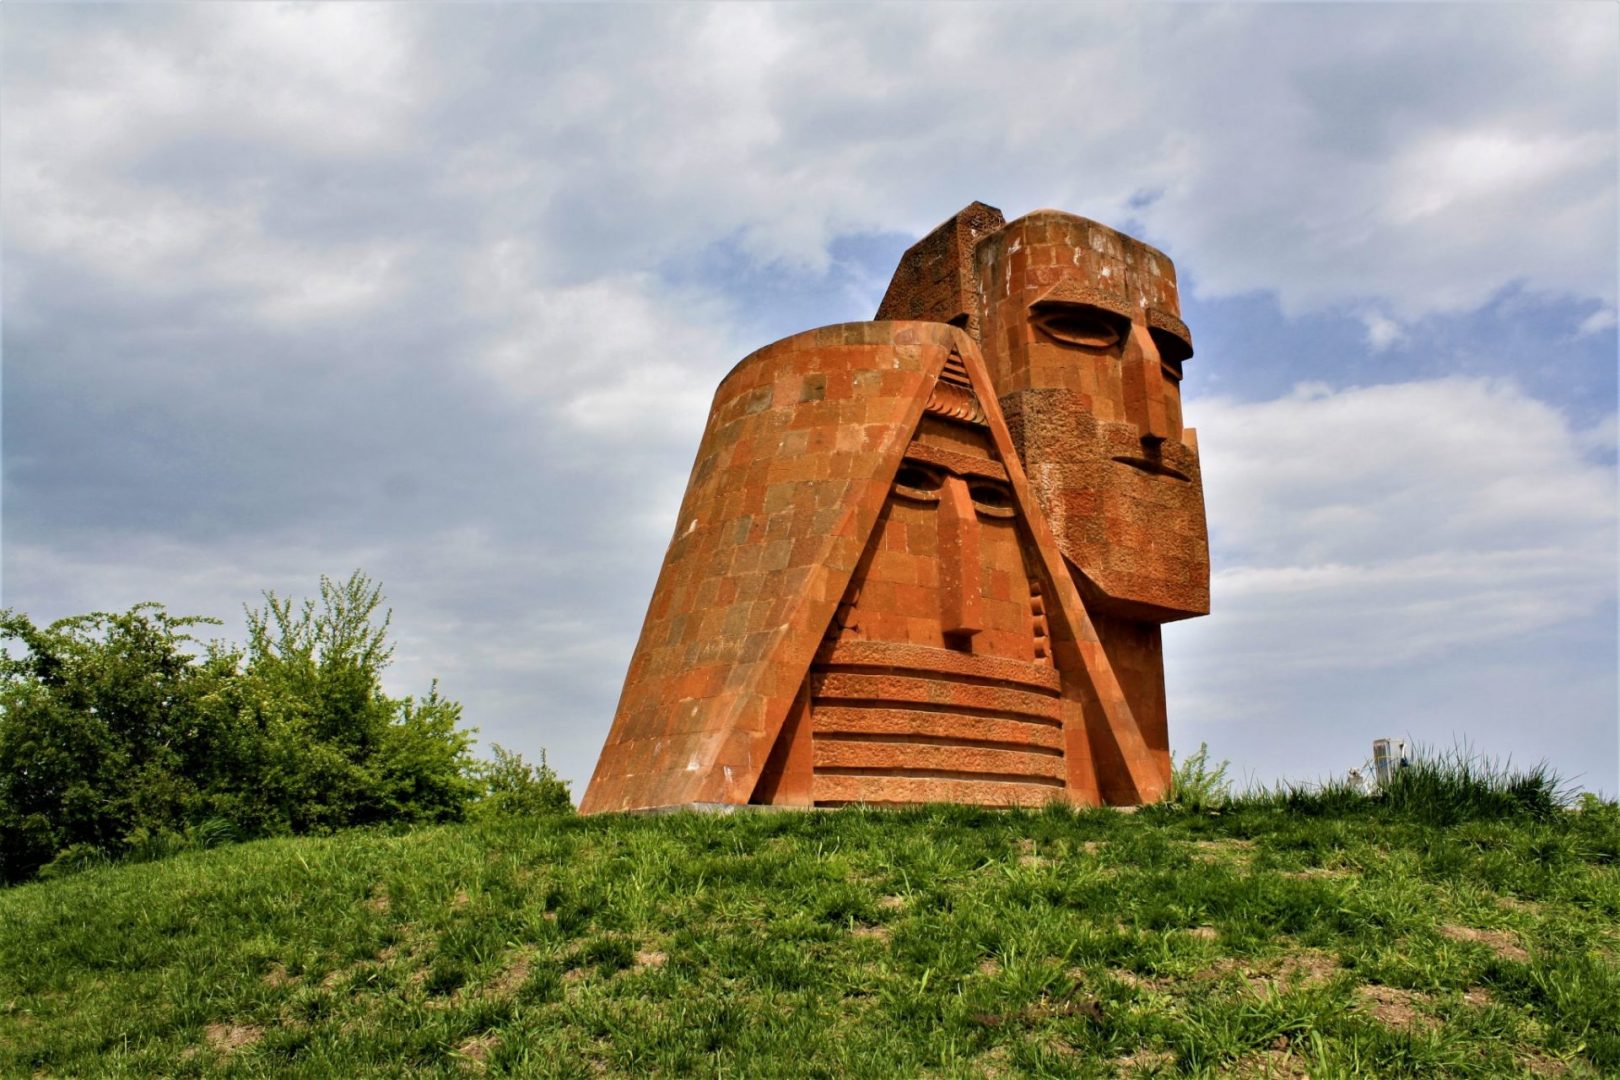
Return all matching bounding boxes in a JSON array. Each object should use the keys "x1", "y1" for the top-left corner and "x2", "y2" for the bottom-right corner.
[
  {"x1": 1167, "y1": 376, "x2": 1616, "y2": 791},
  {"x1": 4, "y1": 5, "x2": 418, "y2": 165},
  {"x1": 8, "y1": 5, "x2": 1612, "y2": 335},
  {"x1": 1577, "y1": 307, "x2": 1617, "y2": 336},
  {"x1": 2, "y1": 5, "x2": 421, "y2": 329},
  {"x1": 1197, "y1": 378, "x2": 1616, "y2": 566},
  {"x1": 1361, "y1": 310, "x2": 1405, "y2": 352},
  {"x1": 1577, "y1": 413, "x2": 1619, "y2": 457},
  {"x1": 461, "y1": 254, "x2": 743, "y2": 443},
  {"x1": 1385, "y1": 130, "x2": 1611, "y2": 227},
  {"x1": 1185, "y1": 376, "x2": 1615, "y2": 673}
]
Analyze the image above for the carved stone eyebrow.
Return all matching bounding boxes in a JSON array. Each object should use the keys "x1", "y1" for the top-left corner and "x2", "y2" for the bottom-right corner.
[
  {"x1": 901, "y1": 441, "x2": 1009, "y2": 481},
  {"x1": 1148, "y1": 309, "x2": 1194, "y2": 362},
  {"x1": 1028, "y1": 278, "x2": 1135, "y2": 322}
]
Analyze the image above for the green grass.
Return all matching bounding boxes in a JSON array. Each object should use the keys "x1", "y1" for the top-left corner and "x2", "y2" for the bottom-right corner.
[{"x1": 3, "y1": 793, "x2": 1617, "y2": 1077}]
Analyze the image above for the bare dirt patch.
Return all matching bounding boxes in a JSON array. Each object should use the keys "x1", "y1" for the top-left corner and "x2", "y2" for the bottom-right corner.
[
  {"x1": 364, "y1": 887, "x2": 390, "y2": 914},
  {"x1": 971, "y1": 997, "x2": 1102, "y2": 1030},
  {"x1": 877, "y1": 894, "x2": 907, "y2": 911},
  {"x1": 633, "y1": 950, "x2": 667, "y2": 971},
  {"x1": 1463, "y1": 986, "x2": 1493, "y2": 1006},
  {"x1": 971, "y1": 1043, "x2": 1015, "y2": 1079},
  {"x1": 1358, "y1": 984, "x2": 1434, "y2": 1030},
  {"x1": 1193, "y1": 952, "x2": 1337, "y2": 995},
  {"x1": 1194, "y1": 956, "x2": 1247, "y2": 980},
  {"x1": 1210, "y1": 949, "x2": 1340, "y2": 991},
  {"x1": 1495, "y1": 896, "x2": 1545, "y2": 915},
  {"x1": 456, "y1": 1032, "x2": 500, "y2": 1071},
  {"x1": 450, "y1": 889, "x2": 471, "y2": 911},
  {"x1": 1440, "y1": 925, "x2": 1530, "y2": 963},
  {"x1": 1186, "y1": 925, "x2": 1219, "y2": 941},
  {"x1": 1283, "y1": 951, "x2": 1341, "y2": 987},
  {"x1": 261, "y1": 963, "x2": 296, "y2": 989},
  {"x1": 1520, "y1": 1051, "x2": 1581, "y2": 1077},
  {"x1": 203, "y1": 1022, "x2": 263, "y2": 1055},
  {"x1": 851, "y1": 925, "x2": 890, "y2": 942},
  {"x1": 1115, "y1": 1047, "x2": 1176, "y2": 1075},
  {"x1": 488, "y1": 952, "x2": 532, "y2": 996},
  {"x1": 1279, "y1": 865, "x2": 1352, "y2": 880},
  {"x1": 1015, "y1": 838, "x2": 1046, "y2": 866},
  {"x1": 1107, "y1": 968, "x2": 1168, "y2": 992},
  {"x1": 1228, "y1": 1045, "x2": 1310, "y2": 1079},
  {"x1": 1193, "y1": 839, "x2": 1256, "y2": 866},
  {"x1": 978, "y1": 958, "x2": 1002, "y2": 977}
]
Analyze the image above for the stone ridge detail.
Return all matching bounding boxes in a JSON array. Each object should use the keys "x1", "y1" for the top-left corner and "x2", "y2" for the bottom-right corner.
[
  {"x1": 581, "y1": 203, "x2": 1209, "y2": 813},
  {"x1": 924, "y1": 380, "x2": 987, "y2": 425},
  {"x1": 876, "y1": 202, "x2": 1007, "y2": 341}
]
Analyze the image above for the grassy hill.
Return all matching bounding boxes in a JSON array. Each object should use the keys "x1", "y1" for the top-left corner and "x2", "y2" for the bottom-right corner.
[{"x1": 2, "y1": 787, "x2": 1617, "y2": 1078}]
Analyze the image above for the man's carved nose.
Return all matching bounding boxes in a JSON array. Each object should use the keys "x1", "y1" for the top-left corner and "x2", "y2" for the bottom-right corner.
[
  {"x1": 1129, "y1": 323, "x2": 1172, "y2": 447},
  {"x1": 937, "y1": 475, "x2": 984, "y2": 641}
]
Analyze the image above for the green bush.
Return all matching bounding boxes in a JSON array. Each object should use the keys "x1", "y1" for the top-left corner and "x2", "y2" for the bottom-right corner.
[
  {"x1": 0, "y1": 602, "x2": 239, "y2": 882},
  {"x1": 1168, "y1": 742, "x2": 1231, "y2": 812},
  {"x1": 0, "y1": 572, "x2": 554, "y2": 884},
  {"x1": 471, "y1": 744, "x2": 574, "y2": 819},
  {"x1": 224, "y1": 574, "x2": 480, "y2": 835}
]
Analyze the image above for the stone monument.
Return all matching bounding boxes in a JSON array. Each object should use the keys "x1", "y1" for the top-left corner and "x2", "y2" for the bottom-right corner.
[{"x1": 581, "y1": 204, "x2": 1208, "y2": 813}]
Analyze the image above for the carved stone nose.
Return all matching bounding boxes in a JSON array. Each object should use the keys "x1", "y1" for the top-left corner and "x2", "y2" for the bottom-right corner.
[
  {"x1": 1128, "y1": 323, "x2": 1172, "y2": 447},
  {"x1": 937, "y1": 475, "x2": 984, "y2": 642}
]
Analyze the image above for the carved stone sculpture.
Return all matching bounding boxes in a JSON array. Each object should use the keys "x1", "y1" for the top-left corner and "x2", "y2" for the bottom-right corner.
[{"x1": 581, "y1": 203, "x2": 1208, "y2": 813}]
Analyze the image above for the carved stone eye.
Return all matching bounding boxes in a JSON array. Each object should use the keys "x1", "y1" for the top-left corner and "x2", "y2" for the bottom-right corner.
[
  {"x1": 969, "y1": 482, "x2": 1016, "y2": 518},
  {"x1": 1032, "y1": 304, "x2": 1126, "y2": 349},
  {"x1": 893, "y1": 464, "x2": 943, "y2": 499},
  {"x1": 1150, "y1": 326, "x2": 1193, "y2": 364},
  {"x1": 969, "y1": 482, "x2": 1011, "y2": 508}
]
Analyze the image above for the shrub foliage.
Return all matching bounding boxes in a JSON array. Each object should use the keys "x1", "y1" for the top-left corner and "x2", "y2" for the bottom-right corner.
[
  {"x1": 1169, "y1": 741, "x2": 1232, "y2": 812},
  {"x1": 0, "y1": 572, "x2": 569, "y2": 884}
]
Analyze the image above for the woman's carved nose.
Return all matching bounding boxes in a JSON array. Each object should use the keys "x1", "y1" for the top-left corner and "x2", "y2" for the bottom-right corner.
[{"x1": 937, "y1": 475, "x2": 984, "y2": 642}]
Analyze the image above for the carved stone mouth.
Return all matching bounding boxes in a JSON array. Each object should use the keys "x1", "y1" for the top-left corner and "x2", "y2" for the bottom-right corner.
[{"x1": 1112, "y1": 455, "x2": 1190, "y2": 482}]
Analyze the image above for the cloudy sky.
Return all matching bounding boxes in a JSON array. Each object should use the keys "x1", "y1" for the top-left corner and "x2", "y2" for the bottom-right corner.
[{"x1": 4, "y1": 3, "x2": 1616, "y2": 798}]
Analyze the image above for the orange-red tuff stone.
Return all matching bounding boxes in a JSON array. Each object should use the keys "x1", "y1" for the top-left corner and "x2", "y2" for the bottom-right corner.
[{"x1": 580, "y1": 205, "x2": 1209, "y2": 814}]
